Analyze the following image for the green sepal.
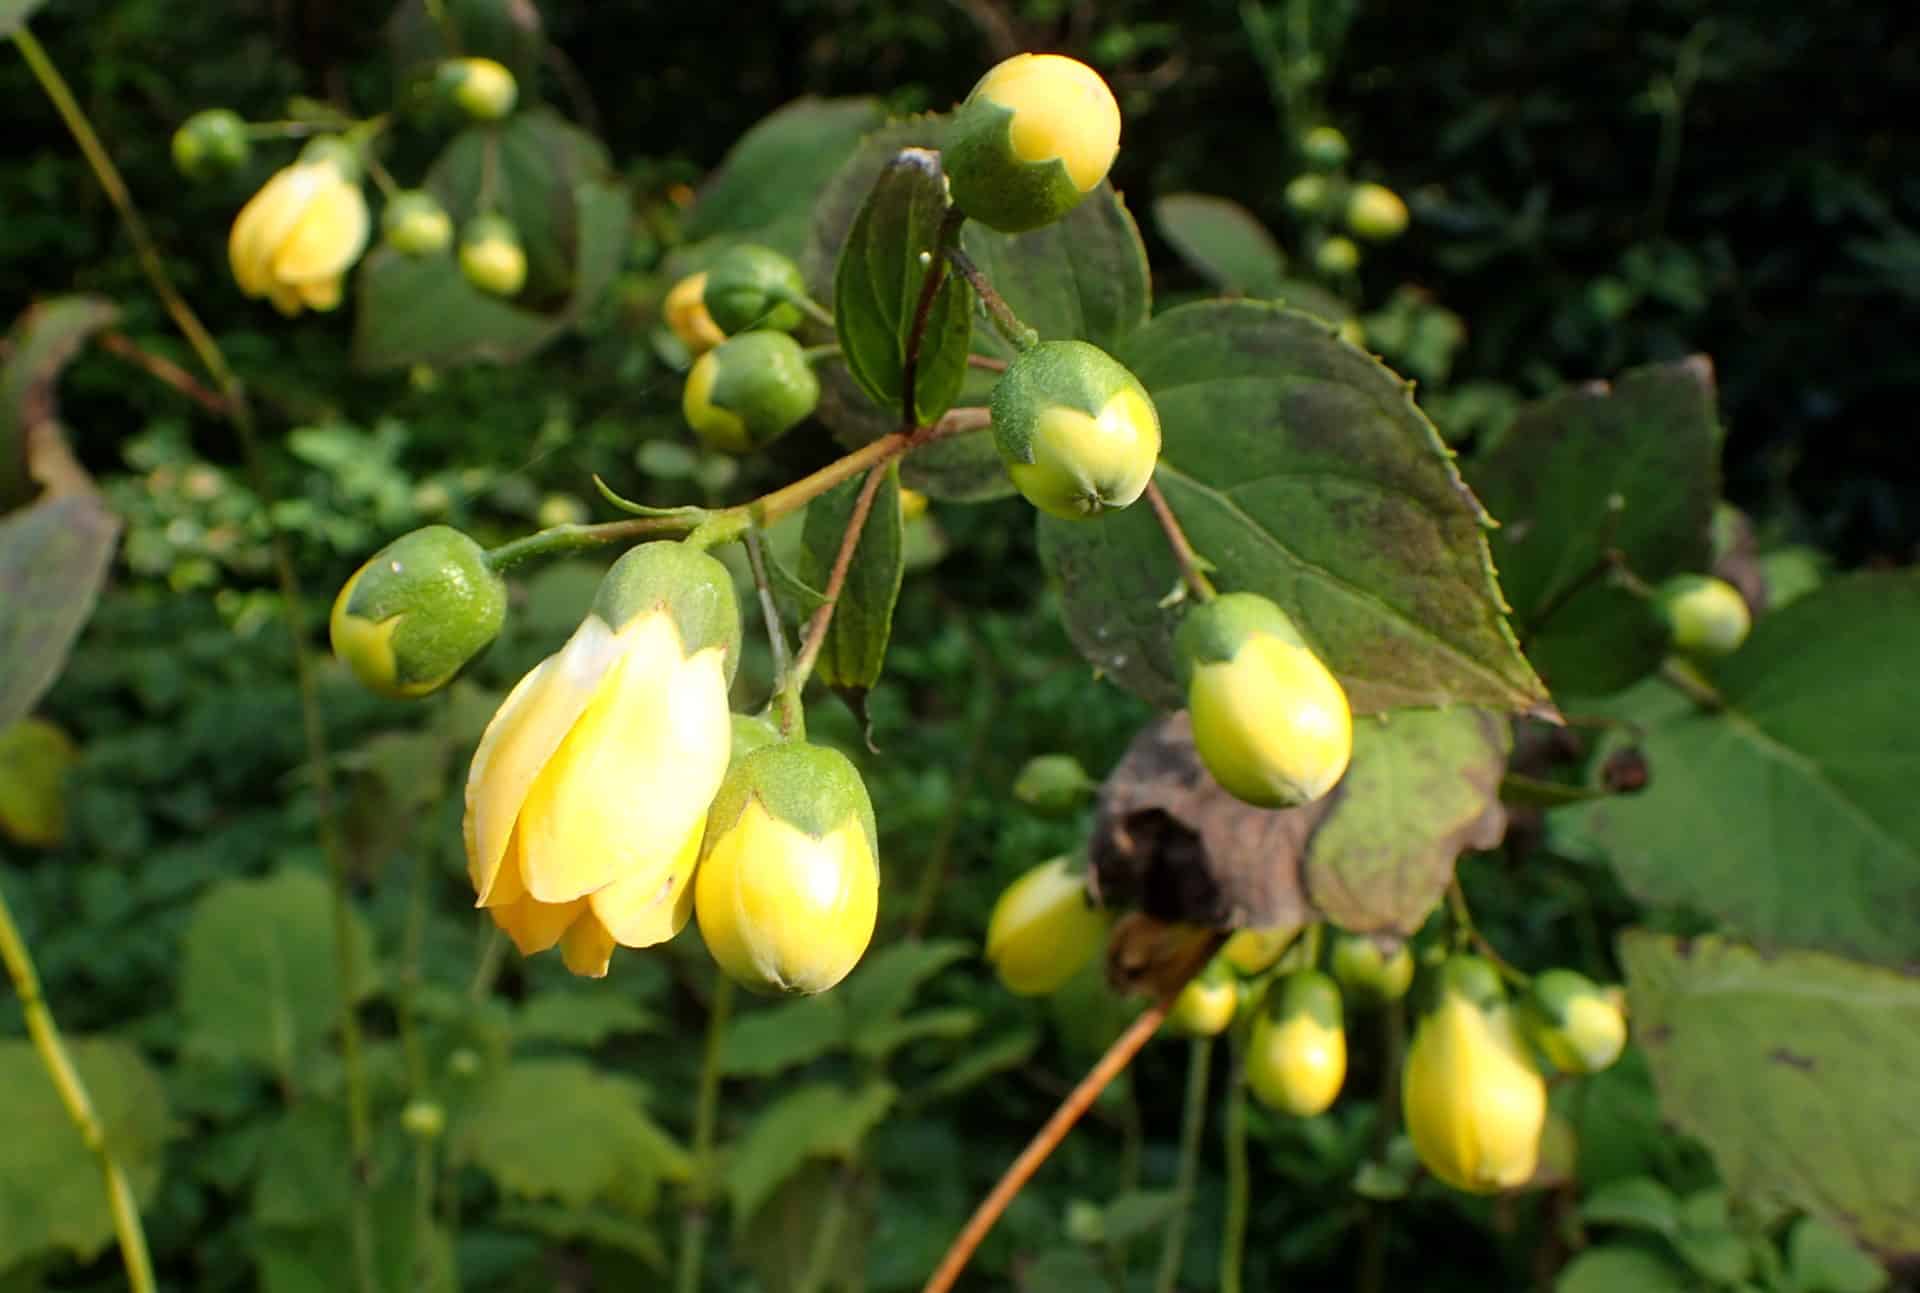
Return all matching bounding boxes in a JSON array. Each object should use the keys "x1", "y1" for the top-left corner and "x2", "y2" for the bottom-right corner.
[
  {"x1": 730, "y1": 713, "x2": 783, "y2": 765},
  {"x1": 704, "y1": 741, "x2": 877, "y2": 859},
  {"x1": 945, "y1": 96, "x2": 1084, "y2": 235},
  {"x1": 590, "y1": 541, "x2": 742, "y2": 682},
  {"x1": 1428, "y1": 954, "x2": 1506, "y2": 1013},
  {"x1": 1172, "y1": 591, "x2": 1307, "y2": 681},
  {"x1": 989, "y1": 339, "x2": 1147, "y2": 465},
  {"x1": 703, "y1": 243, "x2": 808, "y2": 335},
  {"x1": 298, "y1": 134, "x2": 361, "y2": 183},
  {"x1": 1269, "y1": 968, "x2": 1345, "y2": 1031}
]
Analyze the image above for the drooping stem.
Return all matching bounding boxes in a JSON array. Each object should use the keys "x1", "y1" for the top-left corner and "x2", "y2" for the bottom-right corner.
[
  {"x1": 943, "y1": 242, "x2": 1039, "y2": 354},
  {"x1": 1154, "y1": 1037, "x2": 1214, "y2": 1293},
  {"x1": 1220, "y1": 1036, "x2": 1251, "y2": 1293},
  {"x1": 785, "y1": 459, "x2": 892, "y2": 709},
  {"x1": 1144, "y1": 478, "x2": 1218, "y2": 602},
  {"x1": 1445, "y1": 878, "x2": 1526, "y2": 987},
  {"x1": 676, "y1": 975, "x2": 735, "y2": 1293},
  {"x1": 0, "y1": 887, "x2": 158, "y2": 1293}
]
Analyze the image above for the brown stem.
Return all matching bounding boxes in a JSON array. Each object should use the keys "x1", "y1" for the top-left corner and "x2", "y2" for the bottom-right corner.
[
  {"x1": 899, "y1": 208, "x2": 966, "y2": 431},
  {"x1": 966, "y1": 353, "x2": 1008, "y2": 372},
  {"x1": 1145, "y1": 477, "x2": 1218, "y2": 602},
  {"x1": 789, "y1": 459, "x2": 891, "y2": 691},
  {"x1": 943, "y1": 242, "x2": 1038, "y2": 353},
  {"x1": 97, "y1": 332, "x2": 228, "y2": 415}
]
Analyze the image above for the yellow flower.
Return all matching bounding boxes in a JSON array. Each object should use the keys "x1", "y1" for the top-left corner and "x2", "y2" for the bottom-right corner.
[
  {"x1": 984, "y1": 856, "x2": 1109, "y2": 996},
  {"x1": 665, "y1": 272, "x2": 726, "y2": 354},
  {"x1": 990, "y1": 340, "x2": 1161, "y2": 520},
  {"x1": 463, "y1": 543, "x2": 738, "y2": 978},
  {"x1": 1246, "y1": 972, "x2": 1347, "y2": 1117},
  {"x1": 1402, "y1": 995, "x2": 1547, "y2": 1193},
  {"x1": 229, "y1": 146, "x2": 369, "y2": 317}
]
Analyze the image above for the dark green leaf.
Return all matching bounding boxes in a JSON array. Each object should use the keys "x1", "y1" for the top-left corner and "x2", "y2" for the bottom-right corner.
[
  {"x1": 798, "y1": 463, "x2": 907, "y2": 691},
  {"x1": 915, "y1": 1027, "x2": 1040, "y2": 1104},
  {"x1": 1622, "y1": 931, "x2": 1920, "y2": 1261},
  {"x1": 1101, "y1": 1189, "x2": 1182, "y2": 1244},
  {"x1": 1019, "y1": 1248, "x2": 1109, "y2": 1293},
  {"x1": 851, "y1": 1007, "x2": 980, "y2": 1062},
  {"x1": 1581, "y1": 1176, "x2": 1680, "y2": 1236},
  {"x1": 513, "y1": 991, "x2": 658, "y2": 1048},
  {"x1": 1039, "y1": 301, "x2": 1549, "y2": 716},
  {"x1": 1153, "y1": 193, "x2": 1288, "y2": 296},
  {"x1": 725, "y1": 1082, "x2": 895, "y2": 1228},
  {"x1": 841, "y1": 937, "x2": 972, "y2": 1026},
  {"x1": 1787, "y1": 1216, "x2": 1889, "y2": 1293},
  {"x1": 719, "y1": 996, "x2": 847, "y2": 1078},
  {"x1": 0, "y1": 495, "x2": 119, "y2": 730},
  {"x1": 688, "y1": 97, "x2": 887, "y2": 258},
  {"x1": 252, "y1": 1105, "x2": 353, "y2": 1229},
  {"x1": 1556, "y1": 1245, "x2": 1695, "y2": 1293},
  {"x1": 1469, "y1": 359, "x2": 1720, "y2": 697},
  {"x1": 495, "y1": 1203, "x2": 669, "y2": 1270}
]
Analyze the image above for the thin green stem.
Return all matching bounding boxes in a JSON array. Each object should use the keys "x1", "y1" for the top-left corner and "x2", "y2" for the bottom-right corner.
[
  {"x1": 676, "y1": 975, "x2": 735, "y2": 1293},
  {"x1": 800, "y1": 343, "x2": 844, "y2": 364},
  {"x1": 793, "y1": 1166, "x2": 854, "y2": 1293},
  {"x1": 942, "y1": 243, "x2": 1038, "y2": 353},
  {"x1": 1445, "y1": 879, "x2": 1526, "y2": 987},
  {"x1": 0, "y1": 887, "x2": 157, "y2": 1293},
  {"x1": 468, "y1": 929, "x2": 506, "y2": 1001},
  {"x1": 776, "y1": 290, "x2": 837, "y2": 332},
  {"x1": 1154, "y1": 1037, "x2": 1213, "y2": 1293},
  {"x1": 742, "y1": 528, "x2": 803, "y2": 739},
  {"x1": 1220, "y1": 1037, "x2": 1251, "y2": 1293}
]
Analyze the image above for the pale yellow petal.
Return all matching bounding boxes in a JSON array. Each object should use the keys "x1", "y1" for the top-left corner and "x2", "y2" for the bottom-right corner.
[
  {"x1": 559, "y1": 913, "x2": 617, "y2": 978},
  {"x1": 272, "y1": 178, "x2": 370, "y2": 284},
  {"x1": 489, "y1": 890, "x2": 587, "y2": 956},
  {"x1": 298, "y1": 275, "x2": 343, "y2": 311},
  {"x1": 229, "y1": 164, "x2": 324, "y2": 297},
  {"x1": 589, "y1": 814, "x2": 702, "y2": 948},
  {"x1": 268, "y1": 284, "x2": 305, "y2": 317}
]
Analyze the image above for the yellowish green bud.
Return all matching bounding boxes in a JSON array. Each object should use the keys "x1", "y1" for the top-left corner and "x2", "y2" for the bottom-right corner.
[
  {"x1": 682, "y1": 331, "x2": 821, "y2": 454},
  {"x1": 1315, "y1": 235, "x2": 1361, "y2": 275},
  {"x1": 990, "y1": 339, "x2": 1160, "y2": 520},
  {"x1": 945, "y1": 52, "x2": 1121, "y2": 233},
  {"x1": 1656, "y1": 573, "x2": 1751, "y2": 656},
  {"x1": 447, "y1": 1047, "x2": 482, "y2": 1078},
  {"x1": 459, "y1": 215, "x2": 527, "y2": 297},
  {"x1": 1329, "y1": 931, "x2": 1415, "y2": 1005},
  {"x1": 1346, "y1": 183, "x2": 1409, "y2": 241},
  {"x1": 665, "y1": 272, "x2": 727, "y2": 354},
  {"x1": 702, "y1": 244, "x2": 808, "y2": 335},
  {"x1": 1220, "y1": 926, "x2": 1294, "y2": 977},
  {"x1": 984, "y1": 856, "x2": 1110, "y2": 996},
  {"x1": 1402, "y1": 994, "x2": 1547, "y2": 1193},
  {"x1": 1166, "y1": 957, "x2": 1240, "y2": 1038},
  {"x1": 1176, "y1": 592, "x2": 1353, "y2": 809},
  {"x1": 1246, "y1": 970, "x2": 1347, "y2": 1116},
  {"x1": 1300, "y1": 126, "x2": 1350, "y2": 170},
  {"x1": 330, "y1": 525, "x2": 506, "y2": 699},
  {"x1": 1431, "y1": 952, "x2": 1507, "y2": 1011},
  {"x1": 440, "y1": 57, "x2": 518, "y2": 121},
  {"x1": 173, "y1": 108, "x2": 251, "y2": 179},
  {"x1": 401, "y1": 1099, "x2": 446, "y2": 1141},
  {"x1": 382, "y1": 190, "x2": 454, "y2": 257},
  {"x1": 695, "y1": 741, "x2": 880, "y2": 995},
  {"x1": 1285, "y1": 173, "x2": 1331, "y2": 216},
  {"x1": 1522, "y1": 969, "x2": 1627, "y2": 1075},
  {"x1": 1011, "y1": 753, "x2": 1097, "y2": 815},
  {"x1": 228, "y1": 140, "x2": 368, "y2": 316}
]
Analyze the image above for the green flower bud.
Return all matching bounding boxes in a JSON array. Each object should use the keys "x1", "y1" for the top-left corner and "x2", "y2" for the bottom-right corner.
[
  {"x1": 1315, "y1": 235, "x2": 1361, "y2": 275},
  {"x1": 1521, "y1": 969, "x2": 1627, "y2": 1075},
  {"x1": 382, "y1": 190, "x2": 454, "y2": 257},
  {"x1": 1220, "y1": 926, "x2": 1293, "y2": 976},
  {"x1": 702, "y1": 244, "x2": 807, "y2": 335},
  {"x1": 945, "y1": 52, "x2": 1121, "y2": 233},
  {"x1": 1300, "y1": 125, "x2": 1350, "y2": 170},
  {"x1": 439, "y1": 57, "x2": 518, "y2": 121},
  {"x1": 1346, "y1": 183, "x2": 1409, "y2": 241},
  {"x1": 1012, "y1": 753, "x2": 1097, "y2": 815},
  {"x1": 447, "y1": 1047, "x2": 482, "y2": 1078},
  {"x1": 1655, "y1": 574, "x2": 1751, "y2": 656},
  {"x1": 1431, "y1": 953, "x2": 1507, "y2": 1012},
  {"x1": 682, "y1": 331, "x2": 820, "y2": 455},
  {"x1": 401, "y1": 1099, "x2": 446, "y2": 1141},
  {"x1": 695, "y1": 741, "x2": 880, "y2": 995},
  {"x1": 984, "y1": 856, "x2": 1110, "y2": 996},
  {"x1": 990, "y1": 340, "x2": 1160, "y2": 520},
  {"x1": 330, "y1": 525, "x2": 507, "y2": 699},
  {"x1": 1175, "y1": 593, "x2": 1352, "y2": 808},
  {"x1": 1166, "y1": 957, "x2": 1239, "y2": 1038},
  {"x1": 460, "y1": 215, "x2": 527, "y2": 297},
  {"x1": 590, "y1": 541, "x2": 742, "y2": 684},
  {"x1": 1329, "y1": 931, "x2": 1415, "y2": 1005},
  {"x1": 1246, "y1": 970, "x2": 1346, "y2": 1116},
  {"x1": 172, "y1": 108, "x2": 251, "y2": 179},
  {"x1": 1285, "y1": 173, "x2": 1331, "y2": 216}
]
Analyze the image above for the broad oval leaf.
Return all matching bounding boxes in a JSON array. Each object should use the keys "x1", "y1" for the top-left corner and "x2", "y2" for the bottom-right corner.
[
  {"x1": 687, "y1": 96, "x2": 887, "y2": 258},
  {"x1": 1153, "y1": 192, "x2": 1288, "y2": 296},
  {"x1": 725, "y1": 1081, "x2": 895, "y2": 1229},
  {"x1": 1039, "y1": 300, "x2": 1548, "y2": 716}
]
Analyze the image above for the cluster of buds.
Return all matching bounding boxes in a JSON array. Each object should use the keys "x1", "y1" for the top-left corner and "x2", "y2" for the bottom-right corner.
[
  {"x1": 1282, "y1": 125, "x2": 1410, "y2": 279},
  {"x1": 664, "y1": 244, "x2": 823, "y2": 454}
]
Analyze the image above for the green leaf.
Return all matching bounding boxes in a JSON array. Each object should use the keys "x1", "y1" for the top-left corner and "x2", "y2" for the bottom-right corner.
[
  {"x1": 1039, "y1": 301, "x2": 1548, "y2": 716},
  {"x1": 916, "y1": 1027, "x2": 1040, "y2": 1104},
  {"x1": 1581, "y1": 1176, "x2": 1680, "y2": 1236},
  {"x1": 1101, "y1": 1189, "x2": 1182, "y2": 1244},
  {"x1": 1, "y1": 296, "x2": 118, "y2": 508},
  {"x1": 455, "y1": 1058, "x2": 689, "y2": 1210},
  {"x1": 179, "y1": 867, "x2": 377, "y2": 1073},
  {"x1": 0, "y1": 494, "x2": 122, "y2": 730},
  {"x1": 1556, "y1": 1245, "x2": 1696, "y2": 1293},
  {"x1": 0, "y1": 0, "x2": 50, "y2": 37},
  {"x1": 1622, "y1": 931, "x2": 1920, "y2": 1261},
  {"x1": 850, "y1": 1007, "x2": 981, "y2": 1062},
  {"x1": 797, "y1": 463, "x2": 907, "y2": 692},
  {"x1": 495, "y1": 1203, "x2": 669, "y2": 1271},
  {"x1": 1019, "y1": 1248, "x2": 1110, "y2": 1293},
  {"x1": 252, "y1": 1105, "x2": 353, "y2": 1229},
  {"x1": 0, "y1": 1038, "x2": 174, "y2": 1270},
  {"x1": 1469, "y1": 358, "x2": 1720, "y2": 697},
  {"x1": 1554, "y1": 574, "x2": 1920, "y2": 964},
  {"x1": 1153, "y1": 193, "x2": 1288, "y2": 296},
  {"x1": 1302, "y1": 706, "x2": 1511, "y2": 935},
  {"x1": 687, "y1": 97, "x2": 888, "y2": 258},
  {"x1": 1787, "y1": 1216, "x2": 1889, "y2": 1293},
  {"x1": 840, "y1": 937, "x2": 973, "y2": 1026},
  {"x1": 719, "y1": 996, "x2": 847, "y2": 1078},
  {"x1": 725, "y1": 1081, "x2": 895, "y2": 1229},
  {"x1": 738, "y1": 1160, "x2": 868, "y2": 1293},
  {"x1": 513, "y1": 991, "x2": 658, "y2": 1048},
  {"x1": 833, "y1": 148, "x2": 973, "y2": 426}
]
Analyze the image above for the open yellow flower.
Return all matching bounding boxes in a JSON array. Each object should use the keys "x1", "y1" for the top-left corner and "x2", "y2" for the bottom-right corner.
[
  {"x1": 229, "y1": 142, "x2": 369, "y2": 317},
  {"x1": 463, "y1": 543, "x2": 739, "y2": 977}
]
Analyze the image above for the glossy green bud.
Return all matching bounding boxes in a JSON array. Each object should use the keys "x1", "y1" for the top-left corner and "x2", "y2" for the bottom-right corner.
[
  {"x1": 459, "y1": 214, "x2": 527, "y2": 297},
  {"x1": 682, "y1": 331, "x2": 821, "y2": 455},
  {"x1": 1166, "y1": 957, "x2": 1239, "y2": 1038},
  {"x1": 1176, "y1": 593, "x2": 1352, "y2": 809},
  {"x1": 990, "y1": 340, "x2": 1160, "y2": 520},
  {"x1": 172, "y1": 108, "x2": 251, "y2": 179},
  {"x1": 1220, "y1": 926, "x2": 1294, "y2": 977},
  {"x1": 1246, "y1": 970, "x2": 1347, "y2": 1116},
  {"x1": 695, "y1": 742, "x2": 880, "y2": 995},
  {"x1": 1285, "y1": 173, "x2": 1331, "y2": 216},
  {"x1": 985, "y1": 856, "x2": 1110, "y2": 996},
  {"x1": 439, "y1": 56, "x2": 518, "y2": 121},
  {"x1": 1300, "y1": 125, "x2": 1350, "y2": 170},
  {"x1": 1522, "y1": 969, "x2": 1627, "y2": 1075},
  {"x1": 945, "y1": 52, "x2": 1121, "y2": 233},
  {"x1": 1329, "y1": 931, "x2": 1415, "y2": 1005},
  {"x1": 1315, "y1": 235, "x2": 1361, "y2": 275},
  {"x1": 382, "y1": 190, "x2": 454, "y2": 257},
  {"x1": 1346, "y1": 183, "x2": 1409, "y2": 241},
  {"x1": 330, "y1": 525, "x2": 506, "y2": 699},
  {"x1": 1655, "y1": 574, "x2": 1751, "y2": 656},
  {"x1": 702, "y1": 244, "x2": 807, "y2": 335},
  {"x1": 1012, "y1": 753, "x2": 1097, "y2": 815}
]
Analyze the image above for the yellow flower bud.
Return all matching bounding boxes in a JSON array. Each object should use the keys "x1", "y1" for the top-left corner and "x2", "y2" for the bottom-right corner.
[
  {"x1": 665, "y1": 272, "x2": 727, "y2": 354},
  {"x1": 1220, "y1": 926, "x2": 1294, "y2": 977},
  {"x1": 1346, "y1": 183, "x2": 1409, "y2": 241},
  {"x1": 695, "y1": 741, "x2": 880, "y2": 995},
  {"x1": 463, "y1": 543, "x2": 740, "y2": 978},
  {"x1": 1315, "y1": 235, "x2": 1360, "y2": 275},
  {"x1": 173, "y1": 108, "x2": 251, "y2": 179},
  {"x1": 898, "y1": 488, "x2": 930, "y2": 522},
  {"x1": 1166, "y1": 958, "x2": 1239, "y2": 1038},
  {"x1": 382, "y1": 190, "x2": 454, "y2": 257},
  {"x1": 1285, "y1": 174, "x2": 1331, "y2": 216},
  {"x1": 1246, "y1": 971, "x2": 1346, "y2": 1117},
  {"x1": 228, "y1": 141, "x2": 369, "y2": 317},
  {"x1": 1176, "y1": 593, "x2": 1352, "y2": 809},
  {"x1": 945, "y1": 53, "x2": 1121, "y2": 233},
  {"x1": 1300, "y1": 126, "x2": 1350, "y2": 170},
  {"x1": 1522, "y1": 969, "x2": 1628, "y2": 1075},
  {"x1": 441, "y1": 57, "x2": 518, "y2": 121},
  {"x1": 682, "y1": 331, "x2": 820, "y2": 455},
  {"x1": 460, "y1": 215, "x2": 527, "y2": 297},
  {"x1": 990, "y1": 340, "x2": 1160, "y2": 520},
  {"x1": 1402, "y1": 994, "x2": 1548, "y2": 1193},
  {"x1": 330, "y1": 526, "x2": 506, "y2": 699},
  {"x1": 1656, "y1": 574, "x2": 1751, "y2": 656},
  {"x1": 984, "y1": 856, "x2": 1109, "y2": 996},
  {"x1": 1329, "y1": 930, "x2": 1415, "y2": 1005}
]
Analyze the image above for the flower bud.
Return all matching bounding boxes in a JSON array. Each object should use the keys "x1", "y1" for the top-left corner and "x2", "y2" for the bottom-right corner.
[
  {"x1": 401, "y1": 1099, "x2": 446, "y2": 1141},
  {"x1": 1011, "y1": 753, "x2": 1097, "y2": 816},
  {"x1": 1315, "y1": 235, "x2": 1360, "y2": 275},
  {"x1": 1220, "y1": 926, "x2": 1293, "y2": 977},
  {"x1": 695, "y1": 741, "x2": 880, "y2": 995},
  {"x1": 702, "y1": 244, "x2": 807, "y2": 335},
  {"x1": 1246, "y1": 971, "x2": 1347, "y2": 1116},
  {"x1": 1521, "y1": 969, "x2": 1627, "y2": 1075},
  {"x1": 682, "y1": 331, "x2": 820, "y2": 454},
  {"x1": 1346, "y1": 183, "x2": 1409, "y2": 241},
  {"x1": 330, "y1": 525, "x2": 506, "y2": 699},
  {"x1": 1329, "y1": 931, "x2": 1415, "y2": 1006},
  {"x1": 1300, "y1": 126, "x2": 1350, "y2": 170},
  {"x1": 1175, "y1": 592, "x2": 1352, "y2": 809},
  {"x1": 665, "y1": 272, "x2": 726, "y2": 355},
  {"x1": 984, "y1": 856, "x2": 1109, "y2": 996},
  {"x1": 1166, "y1": 957, "x2": 1239, "y2": 1038},
  {"x1": 229, "y1": 138, "x2": 368, "y2": 316},
  {"x1": 945, "y1": 52, "x2": 1121, "y2": 233},
  {"x1": 990, "y1": 340, "x2": 1160, "y2": 520},
  {"x1": 173, "y1": 108, "x2": 251, "y2": 179},
  {"x1": 382, "y1": 190, "x2": 454, "y2": 257},
  {"x1": 1285, "y1": 174, "x2": 1331, "y2": 216},
  {"x1": 460, "y1": 215, "x2": 527, "y2": 297},
  {"x1": 1402, "y1": 993, "x2": 1547, "y2": 1193},
  {"x1": 1655, "y1": 574, "x2": 1751, "y2": 656},
  {"x1": 440, "y1": 57, "x2": 519, "y2": 121}
]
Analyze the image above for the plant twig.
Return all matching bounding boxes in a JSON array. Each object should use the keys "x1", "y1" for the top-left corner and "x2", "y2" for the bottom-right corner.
[
  {"x1": 787, "y1": 459, "x2": 891, "y2": 700},
  {"x1": 943, "y1": 242, "x2": 1038, "y2": 354},
  {"x1": 1144, "y1": 478, "x2": 1218, "y2": 602},
  {"x1": 899, "y1": 208, "x2": 966, "y2": 428},
  {"x1": 97, "y1": 331, "x2": 228, "y2": 415},
  {"x1": 1154, "y1": 1037, "x2": 1213, "y2": 1293},
  {"x1": 1220, "y1": 1035, "x2": 1251, "y2": 1293},
  {"x1": 676, "y1": 975, "x2": 734, "y2": 1293}
]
